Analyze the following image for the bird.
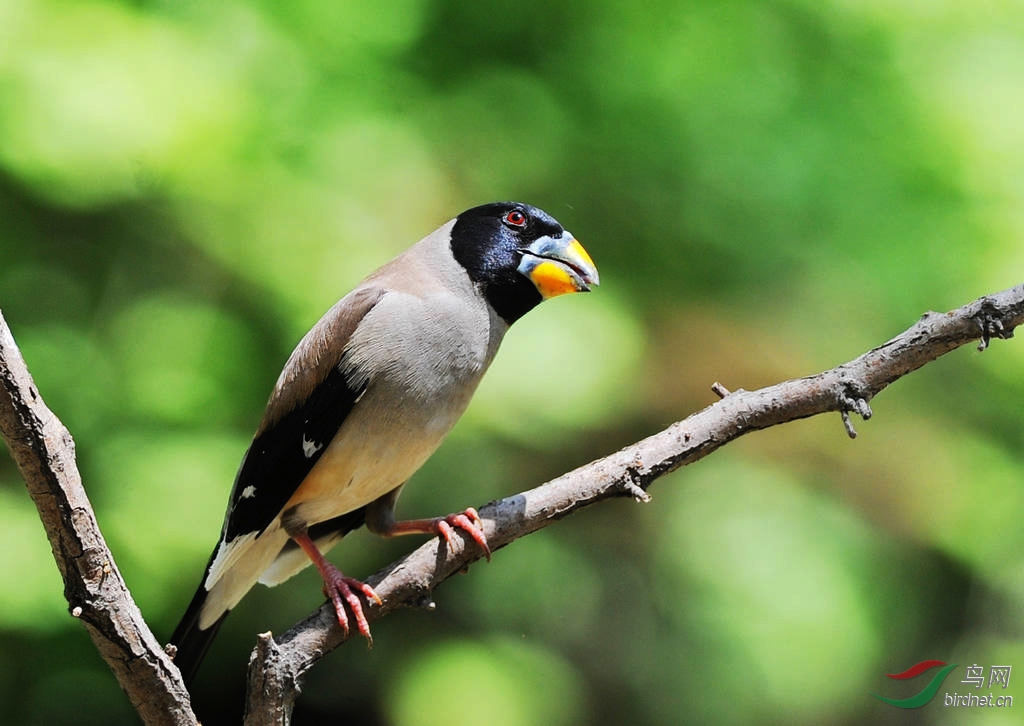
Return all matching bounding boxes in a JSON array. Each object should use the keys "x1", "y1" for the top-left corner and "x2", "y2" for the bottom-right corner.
[{"x1": 169, "y1": 201, "x2": 599, "y2": 684}]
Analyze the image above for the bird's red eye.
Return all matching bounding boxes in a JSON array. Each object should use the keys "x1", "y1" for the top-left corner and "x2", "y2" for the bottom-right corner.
[{"x1": 504, "y1": 210, "x2": 527, "y2": 227}]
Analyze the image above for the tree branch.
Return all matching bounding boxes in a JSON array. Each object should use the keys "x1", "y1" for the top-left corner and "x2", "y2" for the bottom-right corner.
[
  {"x1": 244, "y1": 283, "x2": 1023, "y2": 723},
  {"x1": 3, "y1": 282, "x2": 1022, "y2": 725},
  {"x1": 0, "y1": 311, "x2": 198, "y2": 726}
]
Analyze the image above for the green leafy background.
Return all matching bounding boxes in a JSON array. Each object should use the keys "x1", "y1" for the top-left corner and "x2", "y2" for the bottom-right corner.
[{"x1": 1, "y1": 1, "x2": 1022, "y2": 724}]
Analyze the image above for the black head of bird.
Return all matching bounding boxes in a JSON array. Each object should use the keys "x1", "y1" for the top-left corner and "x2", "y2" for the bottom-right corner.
[{"x1": 449, "y1": 202, "x2": 598, "y2": 322}]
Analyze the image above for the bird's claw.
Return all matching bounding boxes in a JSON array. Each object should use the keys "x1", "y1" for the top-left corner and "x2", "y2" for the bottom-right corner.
[
  {"x1": 436, "y1": 508, "x2": 491, "y2": 561},
  {"x1": 321, "y1": 569, "x2": 380, "y2": 645}
]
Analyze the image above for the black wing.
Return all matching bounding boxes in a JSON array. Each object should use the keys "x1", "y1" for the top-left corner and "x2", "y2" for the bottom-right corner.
[
  {"x1": 221, "y1": 287, "x2": 386, "y2": 542},
  {"x1": 221, "y1": 364, "x2": 363, "y2": 541}
]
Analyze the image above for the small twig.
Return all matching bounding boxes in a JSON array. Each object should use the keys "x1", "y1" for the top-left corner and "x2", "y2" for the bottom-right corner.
[
  {"x1": 710, "y1": 381, "x2": 731, "y2": 399},
  {"x1": 837, "y1": 388, "x2": 873, "y2": 439},
  {"x1": 622, "y1": 453, "x2": 654, "y2": 503},
  {"x1": 975, "y1": 298, "x2": 1012, "y2": 351}
]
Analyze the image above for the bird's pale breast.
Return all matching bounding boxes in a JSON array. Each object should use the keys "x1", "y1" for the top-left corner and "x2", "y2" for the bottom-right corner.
[{"x1": 280, "y1": 286, "x2": 503, "y2": 527}]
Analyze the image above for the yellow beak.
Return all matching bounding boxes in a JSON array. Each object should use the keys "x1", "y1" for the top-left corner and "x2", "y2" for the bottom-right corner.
[{"x1": 517, "y1": 234, "x2": 600, "y2": 299}]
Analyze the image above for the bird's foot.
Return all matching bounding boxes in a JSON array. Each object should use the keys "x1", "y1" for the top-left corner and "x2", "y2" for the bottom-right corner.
[
  {"x1": 292, "y1": 528, "x2": 380, "y2": 644},
  {"x1": 320, "y1": 564, "x2": 381, "y2": 645},
  {"x1": 385, "y1": 507, "x2": 491, "y2": 561}
]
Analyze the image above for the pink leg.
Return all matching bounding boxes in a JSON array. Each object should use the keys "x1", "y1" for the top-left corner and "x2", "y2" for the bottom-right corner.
[
  {"x1": 382, "y1": 507, "x2": 491, "y2": 560},
  {"x1": 292, "y1": 529, "x2": 381, "y2": 643}
]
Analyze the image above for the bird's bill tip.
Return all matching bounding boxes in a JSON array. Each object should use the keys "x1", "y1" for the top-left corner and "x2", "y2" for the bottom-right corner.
[{"x1": 518, "y1": 235, "x2": 600, "y2": 299}]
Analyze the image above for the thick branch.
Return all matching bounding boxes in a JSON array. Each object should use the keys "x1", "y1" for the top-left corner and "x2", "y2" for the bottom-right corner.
[
  {"x1": 245, "y1": 283, "x2": 1024, "y2": 722},
  {"x1": 0, "y1": 311, "x2": 198, "y2": 726}
]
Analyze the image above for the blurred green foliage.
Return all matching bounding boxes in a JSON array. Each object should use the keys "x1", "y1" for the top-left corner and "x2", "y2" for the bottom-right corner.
[{"x1": 1, "y1": 0, "x2": 1023, "y2": 724}]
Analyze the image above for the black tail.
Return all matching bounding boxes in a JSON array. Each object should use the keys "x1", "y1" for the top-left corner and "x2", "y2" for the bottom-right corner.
[{"x1": 169, "y1": 560, "x2": 229, "y2": 686}]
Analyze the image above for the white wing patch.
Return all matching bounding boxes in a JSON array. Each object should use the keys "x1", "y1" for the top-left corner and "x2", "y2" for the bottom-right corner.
[
  {"x1": 302, "y1": 434, "x2": 323, "y2": 459},
  {"x1": 241, "y1": 485, "x2": 257, "y2": 499},
  {"x1": 204, "y1": 531, "x2": 258, "y2": 593}
]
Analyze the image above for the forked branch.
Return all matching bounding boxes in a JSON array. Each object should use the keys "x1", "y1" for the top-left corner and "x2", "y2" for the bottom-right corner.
[{"x1": 1, "y1": 283, "x2": 1022, "y2": 726}]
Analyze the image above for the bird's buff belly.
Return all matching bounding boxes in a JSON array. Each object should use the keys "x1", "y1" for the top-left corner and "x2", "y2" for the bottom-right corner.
[{"x1": 280, "y1": 395, "x2": 467, "y2": 529}]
